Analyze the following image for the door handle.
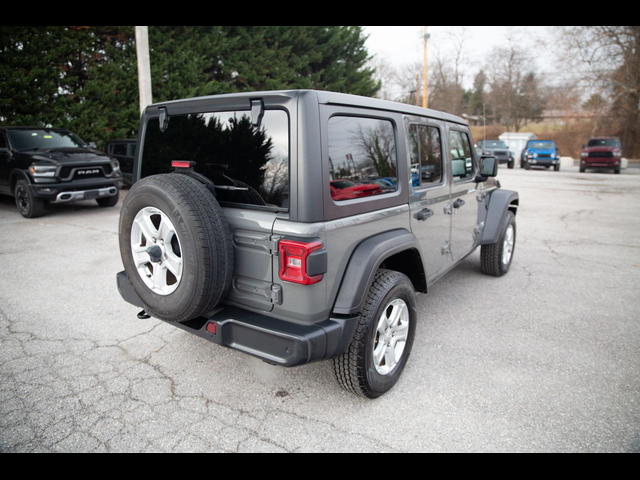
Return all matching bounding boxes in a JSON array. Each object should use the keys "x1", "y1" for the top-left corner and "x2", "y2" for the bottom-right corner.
[
  {"x1": 453, "y1": 199, "x2": 466, "y2": 209},
  {"x1": 415, "y1": 208, "x2": 434, "y2": 221}
]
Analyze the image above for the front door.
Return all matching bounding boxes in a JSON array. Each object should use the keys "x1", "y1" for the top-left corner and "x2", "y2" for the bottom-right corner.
[
  {"x1": 0, "y1": 132, "x2": 11, "y2": 193},
  {"x1": 408, "y1": 121, "x2": 451, "y2": 283},
  {"x1": 448, "y1": 128, "x2": 480, "y2": 263}
]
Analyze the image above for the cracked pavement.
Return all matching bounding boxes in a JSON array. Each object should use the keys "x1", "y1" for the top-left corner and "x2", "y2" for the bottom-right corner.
[{"x1": 1, "y1": 166, "x2": 639, "y2": 452}]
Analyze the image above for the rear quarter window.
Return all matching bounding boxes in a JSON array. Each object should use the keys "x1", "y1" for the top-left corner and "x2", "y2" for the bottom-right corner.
[{"x1": 327, "y1": 116, "x2": 398, "y2": 202}]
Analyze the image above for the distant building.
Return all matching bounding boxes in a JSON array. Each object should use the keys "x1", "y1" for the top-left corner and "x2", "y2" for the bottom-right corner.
[{"x1": 499, "y1": 132, "x2": 537, "y2": 160}]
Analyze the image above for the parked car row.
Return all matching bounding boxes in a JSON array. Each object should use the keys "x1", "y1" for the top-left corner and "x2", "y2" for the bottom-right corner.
[
  {"x1": 0, "y1": 127, "x2": 136, "y2": 218},
  {"x1": 478, "y1": 136, "x2": 625, "y2": 175}
]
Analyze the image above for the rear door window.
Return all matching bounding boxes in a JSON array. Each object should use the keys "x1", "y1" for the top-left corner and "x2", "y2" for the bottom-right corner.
[{"x1": 141, "y1": 110, "x2": 290, "y2": 210}]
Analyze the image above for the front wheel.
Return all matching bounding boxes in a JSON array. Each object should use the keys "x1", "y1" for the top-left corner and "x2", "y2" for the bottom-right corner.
[
  {"x1": 333, "y1": 270, "x2": 417, "y2": 399},
  {"x1": 14, "y1": 179, "x2": 46, "y2": 218},
  {"x1": 481, "y1": 211, "x2": 516, "y2": 277},
  {"x1": 554, "y1": 164, "x2": 560, "y2": 172},
  {"x1": 97, "y1": 191, "x2": 119, "y2": 207},
  {"x1": 508, "y1": 160, "x2": 515, "y2": 169}
]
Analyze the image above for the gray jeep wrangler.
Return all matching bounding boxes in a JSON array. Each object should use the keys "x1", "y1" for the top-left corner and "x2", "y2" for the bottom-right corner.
[{"x1": 116, "y1": 90, "x2": 519, "y2": 399}]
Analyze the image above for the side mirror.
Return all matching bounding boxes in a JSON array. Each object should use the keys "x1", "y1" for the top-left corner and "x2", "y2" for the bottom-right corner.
[
  {"x1": 480, "y1": 155, "x2": 498, "y2": 177},
  {"x1": 88, "y1": 142, "x2": 97, "y2": 149}
]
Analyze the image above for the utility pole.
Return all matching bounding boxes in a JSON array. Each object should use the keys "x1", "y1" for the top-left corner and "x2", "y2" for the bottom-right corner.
[
  {"x1": 135, "y1": 26, "x2": 153, "y2": 115},
  {"x1": 423, "y1": 26, "x2": 430, "y2": 109}
]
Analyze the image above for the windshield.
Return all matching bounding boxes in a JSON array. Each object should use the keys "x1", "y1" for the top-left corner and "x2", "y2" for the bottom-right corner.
[
  {"x1": 587, "y1": 138, "x2": 620, "y2": 148},
  {"x1": 8, "y1": 129, "x2": 87, "y2": 151},
  {"x1": 142, "y1": 109, "x2": 290, "y2": 210},
  {"x1": 481, "y1": 140, "x2": 507, "y2": 149},
  {"x1": 529, "y1": 142, "x2": 555, "y2": 150}
]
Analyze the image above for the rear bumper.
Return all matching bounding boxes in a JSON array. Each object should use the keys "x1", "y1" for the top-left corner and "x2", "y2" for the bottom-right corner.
[{"x1": 116, "y1": 271, "x2": 358, "y2": 367}]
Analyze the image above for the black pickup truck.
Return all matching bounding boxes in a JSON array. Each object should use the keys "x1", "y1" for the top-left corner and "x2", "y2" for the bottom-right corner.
[{"x1": 0, "y1": 127, "x2": 123, "y2": 218}]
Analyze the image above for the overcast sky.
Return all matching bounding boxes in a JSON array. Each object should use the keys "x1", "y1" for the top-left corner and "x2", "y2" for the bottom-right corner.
[{"x1": 363, "y1": 26, "x2": 555, "y2": 88}]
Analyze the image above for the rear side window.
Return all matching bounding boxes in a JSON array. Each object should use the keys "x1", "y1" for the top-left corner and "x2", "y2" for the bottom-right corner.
[
  {"x1": 328, "y1": 116, "x2": 397, "y2": 202},
  {"x1": 409, "y1": 124, "x2": 443, "y2": 186},
  {"x1": 141, "y1": 110, "x2": 289, "y2": 209}
]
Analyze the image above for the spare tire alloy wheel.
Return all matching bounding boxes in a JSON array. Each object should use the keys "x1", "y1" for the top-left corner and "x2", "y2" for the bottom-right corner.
[
  {"x1": 119, "y1": 174, "x2": 234, "y2": 323},
  {"x1": 131, "y1": 206, "x2": 183, "y2": 296}
]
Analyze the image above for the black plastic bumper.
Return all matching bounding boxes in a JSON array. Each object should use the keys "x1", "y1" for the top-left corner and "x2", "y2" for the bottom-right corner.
[{"x1": 116, "y1": 271, "x2": 358, "y2": 367}]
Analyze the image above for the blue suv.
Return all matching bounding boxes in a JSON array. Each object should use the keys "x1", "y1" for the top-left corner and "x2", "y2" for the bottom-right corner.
[{"x1": 521, "y1": 140, "x2": 561, "y2": 171}]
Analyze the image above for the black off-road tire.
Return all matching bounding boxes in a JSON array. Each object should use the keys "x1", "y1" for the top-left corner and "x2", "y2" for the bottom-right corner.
[
  {"x1": 97, "y1": 191, "x2": 120, "y2": 207},
  {"x1": 554, "y1": 164, "x2": 561, "y2": 172},
  {"x1": 508, "y1": 160, "x2": 515, "y2": 169},
  {"x1": 333, "y1": 270, "x2": 417, "y2": 399},
  {"x1": 481, "y1": 211, "x2": 516, "y2": 277},
  {"x1": 119, "y1": 174, "x2": 234, "y2": 323},
  {"x1": 524, "y1": 161, "x2": 531, "y2": 170},
  {"x1": 14, "y1": 179, "x2": 46, "y2": 218},
  {"x1": 580, "y1": 166, "x2": 586, "y2": 173},
  {"x1": 615, "y1": 168, "x2": 621, "y2": 174}
]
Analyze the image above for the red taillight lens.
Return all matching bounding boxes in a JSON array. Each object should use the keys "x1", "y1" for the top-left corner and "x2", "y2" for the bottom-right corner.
[{"x1": 278, "y1": 240, "x2": 323, "y2": 285}]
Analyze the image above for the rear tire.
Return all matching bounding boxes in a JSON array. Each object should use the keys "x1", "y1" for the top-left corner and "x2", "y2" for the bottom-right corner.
[
  {"x1": 119, "y1": 174, "x2": 234, "y2": 323},
  {"x1": 481, "y1": 211, "x2": 516, "y2": 277},
  {"x1": 333, "y1": 270, "x2": 417, "y2": 399}
]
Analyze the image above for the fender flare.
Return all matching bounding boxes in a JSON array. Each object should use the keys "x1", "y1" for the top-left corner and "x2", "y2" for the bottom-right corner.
[
  {"x1": 9, "y1": 169, "x2": 31, "y2": 193},
  {"x1": 480, "y1": 189, "x2": 519, "y2": 245},
  {"x1": 332, "y1": 229, "x2": 426, "y2": 316}
]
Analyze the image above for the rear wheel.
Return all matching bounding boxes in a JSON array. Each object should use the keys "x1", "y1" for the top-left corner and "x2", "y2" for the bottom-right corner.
[
  {"x1": 119, "y1": 174, "x2": 234, "y2": 323},
  {"x1": 333, "y1": 270, "x2": 417, "y2": 399}
]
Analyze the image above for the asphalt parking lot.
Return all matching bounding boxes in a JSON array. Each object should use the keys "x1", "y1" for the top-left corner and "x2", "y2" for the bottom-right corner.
[{"x1": 1, "y1": 166, "x2": 639, "y2": 453}]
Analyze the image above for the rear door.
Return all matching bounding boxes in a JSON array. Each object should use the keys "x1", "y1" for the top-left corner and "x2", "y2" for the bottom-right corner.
[{"x1": 407, "y1": 120, "x2": 451, "y2": 283}]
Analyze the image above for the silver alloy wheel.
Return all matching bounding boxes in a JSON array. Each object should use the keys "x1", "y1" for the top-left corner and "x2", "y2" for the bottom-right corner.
[
  {"x1": 373, "y1": 299, "x2": 410, "y2": 376},
  {"x1": 502, "y1": 224, "x2": 515, "y2": 266},
  {"x1": 131, "y1": 206, "x2": 183, "y2": 295}
]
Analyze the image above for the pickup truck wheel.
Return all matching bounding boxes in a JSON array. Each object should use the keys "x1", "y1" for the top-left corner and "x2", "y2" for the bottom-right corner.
[
  {"x1": 119, "y1": 174, "x2": 234, "y2": 323},
  {"x1": 524, "y1": 162, "x2": 531, "y2": 170},
  {"x1": 481, "y1": 211, "x2": 516, "y2": 277},
  {"x1": 96, "y1": 191, "x2": 119, "y2": 207},
  {"x1": 554, "y1": 165, "x2": 561, "y2": 172},
  {"x1": 14, "y1": 179, "x2": 46, "y2": 218},
  {"x1": 508, "y1": 160, "x2": 515, "y2": 169},
  {"x1": 333, "y1": 270, "x2": 417, "y2": 399}
]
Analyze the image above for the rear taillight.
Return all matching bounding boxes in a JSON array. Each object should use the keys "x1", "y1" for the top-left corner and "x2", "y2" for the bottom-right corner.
[{"x1": 278, "y1": 240, "x2": 323, "y2": 285}]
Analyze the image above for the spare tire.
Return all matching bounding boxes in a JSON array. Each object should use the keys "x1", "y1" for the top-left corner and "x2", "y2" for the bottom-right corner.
[{"x1": 119, "y1": 174, "x2": 234, "y2": 323}]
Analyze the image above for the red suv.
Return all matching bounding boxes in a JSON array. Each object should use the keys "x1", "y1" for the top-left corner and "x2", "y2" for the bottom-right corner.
[{"x1": 580, "y1": 137, "x2": 623, "y2": 174}]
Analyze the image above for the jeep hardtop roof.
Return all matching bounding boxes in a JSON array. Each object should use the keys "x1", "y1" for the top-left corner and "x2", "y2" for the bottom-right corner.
[{"x1": 145, "y1": 90, "x2": 469, "y2": 127}]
